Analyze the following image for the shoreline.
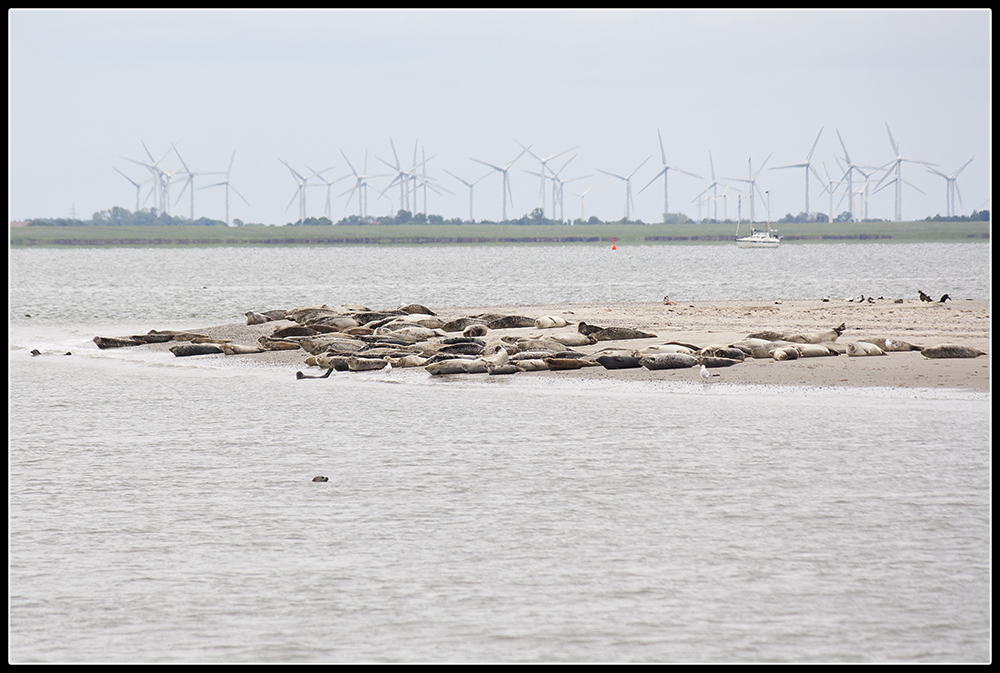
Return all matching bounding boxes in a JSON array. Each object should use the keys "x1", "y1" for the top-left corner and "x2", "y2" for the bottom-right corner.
[{"x1": 99, "y1": 299, "x2": 991, "y2": 393}]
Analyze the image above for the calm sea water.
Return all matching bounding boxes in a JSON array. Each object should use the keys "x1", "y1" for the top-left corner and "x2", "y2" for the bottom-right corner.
[{"x1": 8, "y1": 243, "x2": 991, "y2": 662}]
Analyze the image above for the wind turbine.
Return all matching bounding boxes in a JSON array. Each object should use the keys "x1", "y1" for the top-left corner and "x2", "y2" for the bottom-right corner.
[
  {"x1": 834, "y1": 129, "x2": 870, "y2": 222},
  {"x1": 445, "y1": 169, "x2": 492, "y2": 222},
  {"x1": 817, "y1": 162, "x2": 845, "y2": 223},
  {"x1": 546, "y1": 155, "x2": 591, "y2": 223},
  {"x1": 470, "y1": 145, "x2": 531, "y2": 221},
  {"x1": 597, "y1": 155, "x2": 652, "y2": 221},
  {"x1": 121, "y1": 142, "x2": 175, "y2": 215},
  {"x1": 172, "y1": 144, "x2": 222, "y2": 220},
  {"x1": 114, "y1": 167, "x2": 150, "y2": 212},
  {"x1": 571, "y1": 185, "x2": 594, "y2": 222},
  {"x1": 692, "y1": 152, "x2": 729, "y2": 221},
  {"x1": 199, "y1": 150, "x2": 249, "y2": 226},
  {"x1": 306, "y1": 163, "x2": 348, "y2": 220},
  {"x1": 339, "y1": 150, "x2": 389, "y2": 218},
  {"x1": 515, "y1": 140, "x2": 576, "y2": 218},
  {"x1": 638, "y1": 129, "x2": 701, "y2": 222},
  {"x1": 769, "y1": 127, "x2": 823, "y2": 220},
  {"x1": 723, "y1": 155, "x2": 771, "y2": 222},
  {"x1": 926, "y1": 156, "x2": 974, "y2": 217},
  {"x1": 873, "y1": 122, "x2": 936, "y2": 222}
]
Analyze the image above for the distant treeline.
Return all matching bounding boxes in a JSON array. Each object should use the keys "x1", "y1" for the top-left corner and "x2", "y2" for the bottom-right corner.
[
  {"x1": 27, "y1": 207, "x2": 227, "y2": 227},
  {"x1": 23, "y1": 206, "x2": 990, "y2": 228}
]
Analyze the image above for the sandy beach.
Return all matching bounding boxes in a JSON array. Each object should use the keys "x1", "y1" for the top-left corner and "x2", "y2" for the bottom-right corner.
[{"x1": 112, "y1": 299, "x2": 990, "y2": 393}]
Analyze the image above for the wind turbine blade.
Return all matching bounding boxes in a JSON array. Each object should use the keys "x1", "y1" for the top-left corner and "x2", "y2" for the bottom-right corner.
[
  {"x1": 444, "y1": 169, "x2": 472, "y2": 187},
  {"x1": 657, "y1": 128, "x2": 667, "y2": 165},
  {"x1": 955, "y1": 156, "x2": 975, "y2": 176},
  {"x1": 339, "y1": 150, "x2": 359, "y2": 176},
  {"x1": 227, "y1": 150, "x2": 236, "y2": 178},
  {"x1": 470, "y1": 157, "x2": 502, "y2": 172},
  {"x1": 836, "y1": 129, "x2": 851, "y2": 163},
  {"x1": 230, "y1": 184, "x2": 250, "y2": 206},
  {"x1": 884, "y1": 122, "x2": 899, "y2": 155},
  {"x1": 811, "y1": 165, "x2": 826, "y2": 185},
  {"x1": 901, "y1": 178, "x2": 925, "y2": 195},
  {"x1": 954, "y1": 182, "x2": 964, "y2": 209},
  {"x1": 638, "y1": 168, "x2": 666, "y2": 193},
  {"x1": 389, "y1": 137, "x2": 400, "y2": 168},
  {"x1": 806, "y1": 127, "x2": 823, "y2": 161},
  {"x1": 673, "y1": 167, "x2": 702, "y2": 179},
  {"x1": 753, "y1": 154, "x2": 771, "y2": 178},
  {"x1": 597, "y1": 168, "x2": 625, "y2": 180}
]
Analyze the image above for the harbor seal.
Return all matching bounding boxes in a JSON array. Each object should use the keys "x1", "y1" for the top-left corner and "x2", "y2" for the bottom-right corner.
[
  {"x1": 781, "y1": 323, "x2": 846, "y2": 344},
  {"x1": 846, "y1": 342, "x2": 885, "y2": 356},
  {"x1": 771, "y1": 347, "x2": 799, "y2": 361},
  {"x1": 858, "y1": 337, "x2": 923, "y2": 352},
  {"x1": 535, "y1": 315, "x2": 569, "y2": 329},
  {"x1": 170, "y1": 343, "x2": 224, "y2": 357},
  {"x1": 462, "y1": 324, "x2": 488, "y2": 337},
  {"x1": 595, "y1": 355, "x2": 643, "y2": 369},
  {"x1": 590, "y1": 327, "x2": 657, "y2": 342},
  {"x1": 312, "y1": 476, "x2": 329, "y2": 482},
  {"x1": 297, "y1": 368, "x2": 334, "y2": 379},
  {"x1": 640, "y1": 353, "x2": 698, "y2": 370},
  {"x1": 698, "y1": 356, "x2": 741, "y2": 368},
  {"x1": 920, "y1": 344, "x2": 986, "y2": 359}
]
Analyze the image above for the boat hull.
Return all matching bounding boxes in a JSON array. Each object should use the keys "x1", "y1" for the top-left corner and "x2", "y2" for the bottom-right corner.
[{"x1": 736, "y1": 230, "x2": 780, "y2": 248}]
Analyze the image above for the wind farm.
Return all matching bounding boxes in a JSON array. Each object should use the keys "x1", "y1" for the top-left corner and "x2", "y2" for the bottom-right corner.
[{"x1": 70, "y1": 120, "x2": 986, "y2": 230}]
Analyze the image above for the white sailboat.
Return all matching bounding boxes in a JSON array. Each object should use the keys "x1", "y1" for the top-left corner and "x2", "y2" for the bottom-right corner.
[{"x1": 735, "y1": 193, "x2": 780, "y2": 248}]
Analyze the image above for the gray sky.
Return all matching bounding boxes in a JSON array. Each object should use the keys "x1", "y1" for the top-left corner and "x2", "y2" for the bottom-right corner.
[{"x1": 8, "y1": 9, "x2": 991, "y2": 225}]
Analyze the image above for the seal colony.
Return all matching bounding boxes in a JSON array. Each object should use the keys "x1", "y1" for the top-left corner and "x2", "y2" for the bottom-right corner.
[{"x1": 89, "y1": 298, "x2": 989, "y2": 390}]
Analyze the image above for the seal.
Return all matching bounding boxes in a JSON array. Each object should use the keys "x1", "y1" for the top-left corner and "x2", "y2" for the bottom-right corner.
[
  {"x1": 846, "y1": 342, "x2": 885, "y2": 356},
  {"x1": 543, "y1": 357, "x2": 588, "y2": 370},
  {"x1": 771, "y1": 347, "x2": 798, "y2": 361},
  {"x1": 312, "y1": 476, "x2": 329, "y2": 482},
  {"x1": 920, "y1": 344, "x2": 986, "y2": 359},
  {"x1": 462, "y1": 324, "x2": 488, "y2": 338},
  {"x1": 698, "y1": 356, "x2": 741, "y2": 368},
  {"x1": 857, "y1": 337, "x2": 923, "y2": 352},
  {"x1": 170, "y1": 343, "x2": 224, "y2": 357},
  {"x1": 781, "y1": 323, "x2": 846, "y2": 344},
  {"x1": 589, "y1": 327, "x2": 657, "y2": 342},
  {"x1": 535, "y1": 315, "x2": 569, "y2": 329},
  {"x1": 596, "y1": 355, "x2": 643, "y2": 369},
  {"x1": 640, "y1": 353, "x2": 697, "y2": 370},
  {"x1": 297, "y1": 368, "x2": 334, "y2": 379}
]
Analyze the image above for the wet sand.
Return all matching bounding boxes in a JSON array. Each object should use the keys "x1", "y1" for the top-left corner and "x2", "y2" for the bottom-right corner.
[{"x1": 122, "y1": 299, "x2": 990, "y2": 392}]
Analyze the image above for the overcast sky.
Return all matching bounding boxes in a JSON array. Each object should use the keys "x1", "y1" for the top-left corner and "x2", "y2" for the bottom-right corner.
[{"x1": 8, "y1": 9, "x2": 991, "y2": 225}]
